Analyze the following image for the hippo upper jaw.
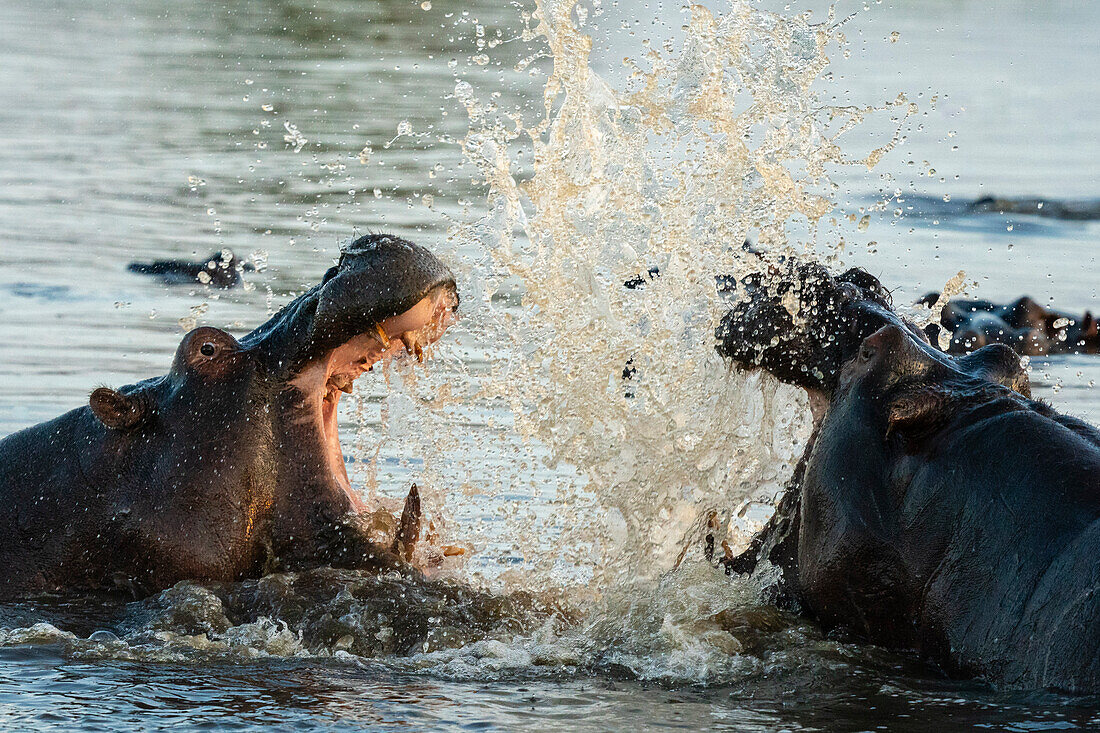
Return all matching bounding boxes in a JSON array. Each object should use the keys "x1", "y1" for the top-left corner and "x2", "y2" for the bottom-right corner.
[{"x1": 241, "y1": 234, "x2": 459, "y2": 378}]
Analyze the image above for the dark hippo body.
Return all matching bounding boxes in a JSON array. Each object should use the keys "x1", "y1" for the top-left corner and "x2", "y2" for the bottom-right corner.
[
  {"x1": 0, "y1": 234, "x2": 457, "y2": 598},
  {"x1": 128, "y1": 250, "x2": 254, "y2": 288},
  {"x1": 717, "y1": 263, "x2": 1100, "y2": 692},
  {"x1": 920, "y1": 291, "x2": 1098, "y2": 355}
]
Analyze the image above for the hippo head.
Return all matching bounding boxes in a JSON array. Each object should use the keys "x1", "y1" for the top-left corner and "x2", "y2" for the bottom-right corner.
[
  {"x1": 240, "y1": 233, "x2": 459, "y2": 507},
  {"x1": 837, "y1": 324, "x2": 1031, "y2": 445},
  {"x1": 715, "y1": 263, "x2": 1032, "y2": 407},
  {"x1": 83, "y1": 234, "x2": 458, "y2": 571},
  {"x1": 715, "y1": 263, "x2": 917, "y2": 397},
  {"x1": 715, "y1": 265, "x2": 1033, "y2": 602}
]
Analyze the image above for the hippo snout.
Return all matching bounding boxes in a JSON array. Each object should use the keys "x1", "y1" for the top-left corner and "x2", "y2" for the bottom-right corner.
[
  {"x1": 858, "y1": 325, "x2": 908, "y2": 361},
  {"x1": 841, "y1": 324, "x2": 946, "y2": 392}
]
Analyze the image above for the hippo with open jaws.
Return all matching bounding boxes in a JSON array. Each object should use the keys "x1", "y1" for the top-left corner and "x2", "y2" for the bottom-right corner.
[
  {"x1": 0, "y1": 234, "x2": 458, "y2": 599},
  {"x1": 715, "y1": 262, "x2": 1100, "y2": 693}
]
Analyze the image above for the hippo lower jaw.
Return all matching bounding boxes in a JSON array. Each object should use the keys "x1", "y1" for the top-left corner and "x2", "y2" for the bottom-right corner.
[{"x1": 289, "y1": 332, "x2": 386, "y2": 511}]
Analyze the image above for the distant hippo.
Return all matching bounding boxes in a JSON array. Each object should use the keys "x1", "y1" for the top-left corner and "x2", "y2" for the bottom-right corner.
[
  {"x1": 944, "y1": 310, "x2": 1048, "y2": 356},
  {"x1": 716, "y1": 263, "x2": 1100, "y2": 692},
  {"x1": 968, "y1": 195, "x2": 1100, "y2": 221},
  {"x1": 0, "y1": 234, "x2": 458, "y2": 598},
  {"x1": 920, "y1": 292, "x2": 1099, "y2": 355},
  {"x1": 129, "y1": 250, "x2": 254, "y2": 288}
]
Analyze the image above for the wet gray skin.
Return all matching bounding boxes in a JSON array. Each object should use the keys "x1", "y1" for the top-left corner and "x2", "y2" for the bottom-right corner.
[
  {"x1": 716, "y1": 263, "x2": 1100, "y2": 692},
  {"x1": 0, "y1": 234, "x2": 458, "y2": 599}
]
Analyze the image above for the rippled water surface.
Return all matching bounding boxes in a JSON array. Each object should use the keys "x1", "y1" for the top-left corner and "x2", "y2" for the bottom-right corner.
[{"x1": 1, "y1": 0, "x2": 1099, "y2": 729}]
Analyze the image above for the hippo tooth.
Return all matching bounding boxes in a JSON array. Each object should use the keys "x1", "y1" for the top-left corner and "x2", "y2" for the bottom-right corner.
[
  {"x1": 374, "y1": 323, "x2": 391, "y2": 349},
  {"x1": 404, "y1": 335, "x2": 424, "y2": 363}
]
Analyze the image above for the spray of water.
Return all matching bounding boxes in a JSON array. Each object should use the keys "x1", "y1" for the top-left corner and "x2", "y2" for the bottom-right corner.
[{"x1": 445, "y1": 0, "x2": 916, "y2": 591}]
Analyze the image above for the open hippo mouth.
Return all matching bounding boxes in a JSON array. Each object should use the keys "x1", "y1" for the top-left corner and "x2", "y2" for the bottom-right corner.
[
  {"x1": 243, "y1": 233, "x2": 459, "y2": 509},
  {"x1": 311, "y1": 287, "x2": 458, "y2": 501}
]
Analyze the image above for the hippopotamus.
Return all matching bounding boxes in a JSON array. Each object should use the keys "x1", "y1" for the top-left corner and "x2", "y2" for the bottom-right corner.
[
  {"x1": 941, "y1": 309, "x2": 1048, "y2": 356},
  {"x1": 0, "y1": 234, "x2": 458, "y2": 598},
  {"x1": 968, "y1": 196, "x2": 1100, "y2": 221},
  {"x1": 920, "y1": 292, "x2": 1099, "y2": 355},
  {"x1": 716, "y1": 262, "x2": 1100, "y2": 692},
  {"x1": 128, "y1": 250, "x2": 254, "y2": 288}
]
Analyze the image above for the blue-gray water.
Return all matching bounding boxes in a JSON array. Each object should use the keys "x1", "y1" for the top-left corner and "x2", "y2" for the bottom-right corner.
[{"x1": 0, "y1": 0, "x2": 1099, "y2": 730}]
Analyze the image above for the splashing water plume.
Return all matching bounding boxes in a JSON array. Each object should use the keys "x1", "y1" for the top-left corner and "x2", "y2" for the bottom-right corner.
[{"x1": 449, "y1": 0, "x2": 908, "y2": 592}]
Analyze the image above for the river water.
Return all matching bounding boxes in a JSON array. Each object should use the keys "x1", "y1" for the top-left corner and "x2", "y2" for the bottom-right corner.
[{"x1": 0, "y1": 0, "x2": 1099, "y2": 729}]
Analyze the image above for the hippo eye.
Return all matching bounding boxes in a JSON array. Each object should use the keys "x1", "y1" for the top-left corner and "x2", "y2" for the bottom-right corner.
[
  {"x1": 200, "y1": 342, "x2": 217, "y2": 357},
  {"x1": 860, "y1": 344, "x2": 876, "y2": 362}
]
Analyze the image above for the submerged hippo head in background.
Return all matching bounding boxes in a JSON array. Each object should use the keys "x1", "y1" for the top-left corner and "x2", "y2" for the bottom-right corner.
[
  {"x1": 715, "y1": 262, "x2": 1100, "y2": 692},
  {"x1": 918, "y1": 291, "x2": 1100, "y2": 356},
  {"x1": 128, "y1": 250, "x2": 255, "y2": 288},
  {"x1": 0, "y1": 234, "x2": 458, "y2": 598}
]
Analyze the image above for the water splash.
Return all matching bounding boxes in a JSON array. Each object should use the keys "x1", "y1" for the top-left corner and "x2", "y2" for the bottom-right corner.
[{"x1": 447, "y1": 0, "x2": 911, "y2": 590}]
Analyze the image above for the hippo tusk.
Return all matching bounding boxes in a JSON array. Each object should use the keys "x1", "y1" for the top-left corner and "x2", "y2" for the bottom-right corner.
[
  {"x1": 372, "y1": 323, "x2": 391, "y2": 350},
  {"x1": 392, "y1": 484, "x2": 422, "y2": 562}
]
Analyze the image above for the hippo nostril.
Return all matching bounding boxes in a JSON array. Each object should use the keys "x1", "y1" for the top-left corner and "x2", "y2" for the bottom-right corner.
[{"x1": 200, "y1": 343, "x2": 216, "y2": 357}]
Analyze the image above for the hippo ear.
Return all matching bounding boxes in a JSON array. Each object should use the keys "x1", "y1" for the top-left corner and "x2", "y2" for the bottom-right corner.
[
  {"x1": 886, "y1": 387, "x2": 950, "y2": 447},
  {"x1": 89, "y1": 387, "x2": 151, "y2": 430}
]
